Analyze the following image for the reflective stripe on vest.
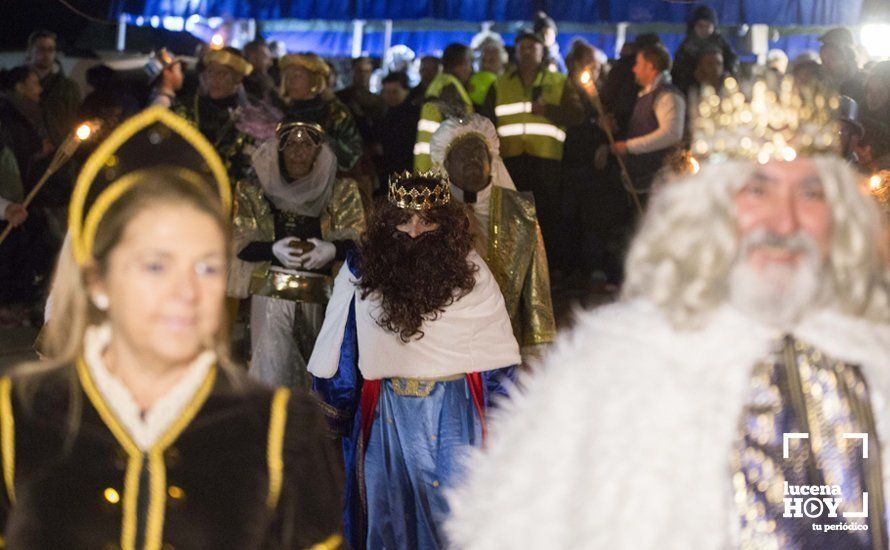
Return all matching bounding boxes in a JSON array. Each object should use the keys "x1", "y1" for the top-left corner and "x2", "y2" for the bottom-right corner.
[
  {"x1": 413, "y1": 74, "x2": 474, "y2": 170},
  {"x1": 494, "y1": 102, "x2": 533, "y2": 117},
  {"x1": 417, "y1": 119, "x2": 441, "y2": 134},
  {"x1": 497, "y1": 123, "x2": 566, "y2": 142},
  {"x1": 414, "y1": 103, "x2": 441, "y2": 170},
  {"x1": 493, "y1": 70, "x2": 568, "y2": 161}
]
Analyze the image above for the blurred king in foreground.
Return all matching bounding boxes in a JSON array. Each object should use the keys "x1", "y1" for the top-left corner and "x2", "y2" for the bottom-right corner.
[{"x1": 448, "y1": 79, "x2": 890, "y2": 549}]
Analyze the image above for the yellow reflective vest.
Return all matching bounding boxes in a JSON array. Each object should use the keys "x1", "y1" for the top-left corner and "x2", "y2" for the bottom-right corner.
[
  {"x1": 492, "y1": 68, "x2": 568, "y2": 161},
  {"x1": 413, "y1": 73, "x2": 473, "y2": 170}
]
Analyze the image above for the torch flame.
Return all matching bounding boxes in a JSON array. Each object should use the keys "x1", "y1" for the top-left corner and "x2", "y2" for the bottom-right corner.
[
  {"x1": 76, "y1": 123, "x2": 92, "y2": 141},
  {"x1": 580, "y1": 70, "x2": 591, "y2": 85},
  {"x1": 870, "y1": 174, "x2": 883, "y2": 192},
  {"x1": 210, "y1": 33, "x2": 225, "y2": 49}
]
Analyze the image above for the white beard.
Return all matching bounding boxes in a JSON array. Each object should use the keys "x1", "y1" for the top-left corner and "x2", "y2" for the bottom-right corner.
[{"x1": 728, "y1": 232, "x2": 826, "y2": 328}]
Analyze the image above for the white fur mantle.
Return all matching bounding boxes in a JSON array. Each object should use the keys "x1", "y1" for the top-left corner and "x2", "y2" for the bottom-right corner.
[{"x1": 446, "y1": 300, "x2": 890, "y2": 549}]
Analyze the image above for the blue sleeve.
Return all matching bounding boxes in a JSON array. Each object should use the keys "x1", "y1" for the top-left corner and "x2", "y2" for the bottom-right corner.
[
  {"x1": 481, "y1": 365, "x2": 518, "y2": 409},
  {"x1": 311, "y1": 253, "x2": 363, "y2": 436},
  {"x1": 312, "y1": 296, "x2": 361, "y2": 436}
]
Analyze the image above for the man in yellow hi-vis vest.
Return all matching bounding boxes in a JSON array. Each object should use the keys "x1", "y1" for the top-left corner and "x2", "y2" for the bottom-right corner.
[
  {"x1": 483, "y1": 29, "x2": 583, "y2": 267},
  {"x1": 413, "y1": 43, "x2": 474, "y2": 170}
]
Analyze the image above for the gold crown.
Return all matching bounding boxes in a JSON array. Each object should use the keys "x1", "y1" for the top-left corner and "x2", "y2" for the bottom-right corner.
[
  {"x1": 387, "y1": 170, "x2": 451, "y2": 211},
  {"x1": 691, "y1": 77, "x2": 841, "y2": 164}
]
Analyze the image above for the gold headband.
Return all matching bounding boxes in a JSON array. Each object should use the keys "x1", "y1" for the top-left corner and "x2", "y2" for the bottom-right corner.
[
  {"x1": 69, "y1": 107, "x2": 232, "y2": 265},
  {"x1": 387, "y1": 170, "x2": 451, "y2": 211},
  {"x1": 279, "y1": 54, "x2": 331, "y2": 77},
  {"x1": 276, "y1": 121, "x2": 325, "y2": 147},
  {"x1": 203, "y1": 50, "x2": 253, "y2": 77}
]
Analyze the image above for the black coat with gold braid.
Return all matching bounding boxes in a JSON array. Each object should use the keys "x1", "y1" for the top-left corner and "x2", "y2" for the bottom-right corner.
[{"x1": 0, "y1": 364, "x2": 343, "y2": 549}]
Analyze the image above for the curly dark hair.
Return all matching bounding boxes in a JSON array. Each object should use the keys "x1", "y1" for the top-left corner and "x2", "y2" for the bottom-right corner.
[{"x1": 358, "y1": 181, "x2": 477, "y2": 342}]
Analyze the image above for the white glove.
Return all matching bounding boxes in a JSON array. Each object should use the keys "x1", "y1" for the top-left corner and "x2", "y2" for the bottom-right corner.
[
  {"x1": 272, "y1": 237, "x2": 303, "y2": 269},
  {"x1": 297, "y1": 238, "x2": 336, "y2": 269}
]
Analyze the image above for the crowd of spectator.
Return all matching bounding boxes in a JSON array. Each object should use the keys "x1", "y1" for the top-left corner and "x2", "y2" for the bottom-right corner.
[{"x1": 1, "y1": 6, "x2": 888, "y2": 325}]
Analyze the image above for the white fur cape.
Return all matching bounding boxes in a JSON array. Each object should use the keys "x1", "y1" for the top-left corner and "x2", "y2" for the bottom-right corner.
[{"x1": 446, "y1": 299, "x2": 890, "y2": 549}]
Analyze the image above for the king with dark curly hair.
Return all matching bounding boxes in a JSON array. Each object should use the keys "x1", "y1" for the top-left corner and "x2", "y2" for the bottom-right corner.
[
  {"x1": 308, "y1": 171, "x2": 520, "y2": 549},
  {"x1": 357, "y1": 176, "x2": 477, "y2": 342}
]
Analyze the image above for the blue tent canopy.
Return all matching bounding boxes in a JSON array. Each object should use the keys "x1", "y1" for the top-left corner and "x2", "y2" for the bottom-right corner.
[
  {"x1": 116, "y1": 0, "x2": 863, "y2": 25},
  {"x1": 113, "y1": 0, "x2": 865, "y2": 58}
]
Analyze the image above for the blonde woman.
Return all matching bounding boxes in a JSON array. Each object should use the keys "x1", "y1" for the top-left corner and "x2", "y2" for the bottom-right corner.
[{"x1": 0, "y1": 107, "x2": 342, "y2": 549}]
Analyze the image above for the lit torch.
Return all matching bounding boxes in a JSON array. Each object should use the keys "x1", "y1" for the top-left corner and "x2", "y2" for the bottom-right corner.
[
  {"x1": 576, "y1": 66, "x2": 643, "y2": 214},
  {"x1": 0, "y1": 121, "x2": 99, "y2": 245},
  {"x1": 75, "y1": 123, "x2": 92, "y2": 142},
  {"x1": 869, "y1": 170, "x2": 889, "y2": 212}
]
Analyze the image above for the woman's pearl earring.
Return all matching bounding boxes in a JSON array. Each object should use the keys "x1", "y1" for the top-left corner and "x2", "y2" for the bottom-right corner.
[{"x1": 92, "y1": 293, "x2": 110, "y2": 311}]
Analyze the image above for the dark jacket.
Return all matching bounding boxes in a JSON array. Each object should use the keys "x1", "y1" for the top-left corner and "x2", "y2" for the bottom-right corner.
[
  {"x1": 0, "y1": 95, "x2": 44, "y2": 187},
  {"x1": 599, "y1": 54, "x2": 641, "y2": 139},
  {"x1": 39, "y1": 67, "x2": 81, "y2": 147},
  {"x1": 0, "y1": 94, "x2": 70, "y2": 207},
  {"x1": 671, "y1": 6, "x2": 738, "y2": 96},
  {"x1": 284, "y1": 96, "x2": 363, "y2": 172},
  {"x1": 176, "y1": 93, "x2": 254, "y2": 182},
  {"x1": 375, "y1": 100, "x2": 419, "y2": 183},
  {"x1": 0, "y1": 363, "x2": 343, "y2": 549},
  {"x1": 862, "y1": 104, "x2": 890, "y2": 161}
]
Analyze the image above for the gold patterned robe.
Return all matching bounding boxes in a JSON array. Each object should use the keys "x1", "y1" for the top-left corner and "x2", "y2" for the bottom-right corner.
[
  {"x1": 481, "y1": 186, "x2": 555, "y2": 347},
  {"x1": 733, "y1": 335, "x2": 887, "y2": 549},
  {"x1": 227, "y1": 175, "x2": 366, "y2": 299},
  {"x1": 174, "y1": 95, "x2": 253, "y2": 184}
]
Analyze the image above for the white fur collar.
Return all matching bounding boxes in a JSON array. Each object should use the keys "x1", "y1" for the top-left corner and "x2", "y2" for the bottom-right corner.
[
  {"x1": 446, "y1": 300, "x2": 890, "y2": 549},
  {"x1": 83, "y1": 324, "x2": 216, "y2": 451}
]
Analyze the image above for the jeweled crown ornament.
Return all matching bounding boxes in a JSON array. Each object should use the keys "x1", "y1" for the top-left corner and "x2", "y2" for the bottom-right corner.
[
  {"x1": 388, "y1": 170, "x2": 451, "y2": 211},
  {"x1": 276, "y1": 121, "x2": 325, "y2": 148},
  {"x1": 691, "y1": 76, "x2": 841, "y2": 164}
]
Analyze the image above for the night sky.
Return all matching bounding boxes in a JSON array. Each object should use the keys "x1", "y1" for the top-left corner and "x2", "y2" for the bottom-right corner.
[{"x1": 1, "y1": 0, "x2": 115, "y2": 52}]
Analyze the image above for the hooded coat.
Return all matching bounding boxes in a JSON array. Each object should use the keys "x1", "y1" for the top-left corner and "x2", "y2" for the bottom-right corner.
[{"x1": 671, "y1": 6, "x2": 738, "y2": 96}]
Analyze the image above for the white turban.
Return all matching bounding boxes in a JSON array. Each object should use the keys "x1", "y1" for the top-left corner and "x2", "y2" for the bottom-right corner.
[{"x1": 429, "y1": 114, "x2": 516, "y2": 191}]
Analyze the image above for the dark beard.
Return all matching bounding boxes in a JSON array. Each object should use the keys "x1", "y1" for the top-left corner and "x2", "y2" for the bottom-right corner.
[
  {"x1": 358, "y1": 211, "x2": 477, "y2": 342},
  {"x1": 391, "y1": 229, "x2": 436, "y2": 253}
]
